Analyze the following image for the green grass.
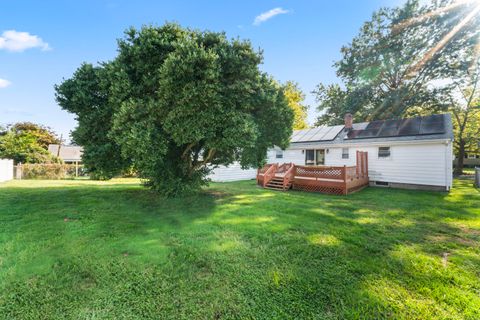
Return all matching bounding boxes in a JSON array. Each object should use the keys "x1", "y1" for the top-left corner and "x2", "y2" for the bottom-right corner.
[{"x1": 0, "y1": 179, "x2": 479, "y2": 319}]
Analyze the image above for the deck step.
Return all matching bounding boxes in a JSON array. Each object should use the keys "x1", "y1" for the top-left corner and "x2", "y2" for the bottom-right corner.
[
  {"x1": 264, "y1": 181, "x2": 292, "y2": 191},
  {"x1": 264, "y1": 186, "x2": 286, "y2": 191},
  {"x1": 267, "y1": 181, "x2": 283, "y2": 185}
]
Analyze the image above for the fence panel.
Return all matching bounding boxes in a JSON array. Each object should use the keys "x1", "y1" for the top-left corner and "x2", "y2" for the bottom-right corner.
[{"x1": 0, "y1": 159, "x2": 14, "y2": 182}]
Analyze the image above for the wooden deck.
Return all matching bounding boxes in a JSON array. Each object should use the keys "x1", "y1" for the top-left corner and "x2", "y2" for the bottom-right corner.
[{"x1": 257, "y1": 151, "x2": 369, "y2": 195}]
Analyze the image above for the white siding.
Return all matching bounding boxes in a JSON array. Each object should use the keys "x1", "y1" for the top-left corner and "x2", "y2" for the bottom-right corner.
[
  {"x1": 0, "y1": 159, "x2": 13, "y2": 182},
  {"x1": 267, "y1": 148, "x2": 304, "y2": 164},
  {"x1": 325, "y1": 144, "x2": 450, "y2": 187},
  {"x1": 267, "y1": 141, "x2": 452, "y2": 189},
  {"x1": 208, "y1": 162, "x2": 257, "y2": 182}
]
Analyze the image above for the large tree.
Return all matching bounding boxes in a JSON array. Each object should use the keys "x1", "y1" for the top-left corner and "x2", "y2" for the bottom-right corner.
[
  {"x1": 447, "y1": 55, "x2": 480, "y2": 175},
  {"x1": 0, "y1": 122, "x2": 60, "y2": 164},
  {"x1": 56, "y1": 24, "x2": 293, "y2": 195},
  {"x1": 314, "y1": 0, "x2": 480, "y2": 125}
]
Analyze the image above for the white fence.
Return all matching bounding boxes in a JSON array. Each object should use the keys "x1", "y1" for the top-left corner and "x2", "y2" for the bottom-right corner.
[{"x1": 0, "y1": 159, "x2": 14, "y2": 182}]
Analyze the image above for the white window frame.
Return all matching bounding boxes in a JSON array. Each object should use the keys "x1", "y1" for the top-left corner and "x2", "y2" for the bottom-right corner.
[
  {"x1": 378, "y1": 146, "x2": 391, "y2": 159},
  {"x1": 342, "y1": 148, "x2": 349, "y2": 159}
]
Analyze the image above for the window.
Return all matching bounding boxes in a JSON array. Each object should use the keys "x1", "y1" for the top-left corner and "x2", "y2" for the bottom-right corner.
[
  {"x1": 305, "y1": 149, "x2": 315, "y2": 165},
  {"x1": 378, "y1": 147, "x2": 391, "y2": 158},
  {"x1": 305, "y1": 149, "x2": 325, "y2": 165},
  {"x1": 467, "y1": 153, "x2": 477, "y2": 159},
  {"x1": 275, "y1": 150, "x2": 283, "y2": 159},
  {"x1": 342, "y1": 148, "x2": 349, "y2": 159}
]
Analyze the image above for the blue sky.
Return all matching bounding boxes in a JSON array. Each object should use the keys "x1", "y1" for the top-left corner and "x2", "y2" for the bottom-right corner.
[{"x1": 0, "y1": 0, "x2": 403, "y2": 141}]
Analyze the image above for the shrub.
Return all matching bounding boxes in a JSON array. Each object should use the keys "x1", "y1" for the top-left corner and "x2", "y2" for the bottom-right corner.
[{"x1": 18, "y1": 163, "x2": 82, "y2": 180}]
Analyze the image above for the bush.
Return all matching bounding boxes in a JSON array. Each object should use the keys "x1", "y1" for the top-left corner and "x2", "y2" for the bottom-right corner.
[{"x1": 18, "y1": 163, "x2": 83, "y2": 179}]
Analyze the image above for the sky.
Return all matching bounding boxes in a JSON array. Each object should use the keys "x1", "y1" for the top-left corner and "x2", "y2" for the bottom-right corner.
[{"x1": 0, "y1": 0, "x2": 404, "y2": 142}]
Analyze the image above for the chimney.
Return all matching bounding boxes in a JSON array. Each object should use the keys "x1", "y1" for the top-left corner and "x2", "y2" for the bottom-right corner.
[{"x1": 344, "y1": 113, "x2": 353, "y2": 130}]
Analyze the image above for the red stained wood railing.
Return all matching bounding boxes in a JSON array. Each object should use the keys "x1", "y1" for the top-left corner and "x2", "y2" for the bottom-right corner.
[
  {"x1": 257, "y1": 151, "x2": 369, "y2": 195},
  {"x1": 282, "y1": 163, "x2": 295, "y2": 190},
  {"x1": 262, "y1": 163, "x2": 278, "y2": 187}
]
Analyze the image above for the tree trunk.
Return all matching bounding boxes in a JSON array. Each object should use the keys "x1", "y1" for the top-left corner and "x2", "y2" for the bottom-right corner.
[{"x1": 454, "y1": 143, "x2": 466, "y2": 176}]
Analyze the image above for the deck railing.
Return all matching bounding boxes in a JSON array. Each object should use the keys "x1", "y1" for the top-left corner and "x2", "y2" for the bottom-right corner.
[
  {"x1": 257, "y1": 151, "x2": 369, "y2": 195},
  {"x1": 280, "y1": 163, "x2": 294, "y2": 190},
  {"x1": 257, "y1": 163, "x2": 278, "y2": 187}
]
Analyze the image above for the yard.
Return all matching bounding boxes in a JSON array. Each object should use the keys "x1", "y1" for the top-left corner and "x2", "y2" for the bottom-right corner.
[{"x1": 0, "y1": 179, "x2": 479, "y2": 319}]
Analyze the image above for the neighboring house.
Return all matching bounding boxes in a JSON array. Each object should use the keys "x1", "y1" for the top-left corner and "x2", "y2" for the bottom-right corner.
[
  {"x1": 454, "y1": 153, "x2": 480, "y2": 168},
  {"x1": 48, "y1": 144, "x2": 83, "y2": 164}
]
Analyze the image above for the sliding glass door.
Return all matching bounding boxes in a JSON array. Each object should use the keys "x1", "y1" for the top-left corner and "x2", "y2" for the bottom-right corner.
[
  {"x1": 305, "y1": 149, "x2": 315, "y2": 165},
  {"x1": 305, "y1": 149, "x2": 325, "y2": 165},
  {"x1": 316, "y1": 149, "x2": 325, "y2": 165}
]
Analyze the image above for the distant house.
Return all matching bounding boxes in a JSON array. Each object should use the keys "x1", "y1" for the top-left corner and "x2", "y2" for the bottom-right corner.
[
  {"x1": 454, "y1": 153, "x2": 480, "y2": 168},
  {"x1": 48, "y1": 144, "x2": 83, "y2": 165},
  {"x1": 211, "y1": 113, "x2": 454, "y2": 191}
]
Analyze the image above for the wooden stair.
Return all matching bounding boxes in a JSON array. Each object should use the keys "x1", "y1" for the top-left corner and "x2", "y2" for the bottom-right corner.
[{"x1": 264, "y1": 176, "x2": 292, "y2": 191}]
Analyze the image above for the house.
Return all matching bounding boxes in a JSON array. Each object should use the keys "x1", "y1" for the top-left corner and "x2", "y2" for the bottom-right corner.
[
  {"x1": 48, "y1": 144, "x2": 83, "y2": 165},
  {"x1": 454, "y1": 153, "x2": 480, "y2": 168},
  {"x1": 211, "y1": 113, "x2": 454, "y2": 191},
  {"x1": 265, "y1": 113, "x2": 454, "y2": 191}
]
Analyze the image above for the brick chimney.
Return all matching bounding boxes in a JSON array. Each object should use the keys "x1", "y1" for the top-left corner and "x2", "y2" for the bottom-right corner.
[{"x1": 344, "y1": 113, "x2": 353, "y2": 130}]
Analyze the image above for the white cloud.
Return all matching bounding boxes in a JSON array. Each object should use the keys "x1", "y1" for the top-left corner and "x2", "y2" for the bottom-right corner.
[
  {"x1": 253, "y1": 7, "x2": 289, "y2": 26},
  {"x1": 0, "y1": 78, "x2": 11, "y2": 88},
  {"x1": 0, "y1": 30, "x2": 50, "y2": 52}
]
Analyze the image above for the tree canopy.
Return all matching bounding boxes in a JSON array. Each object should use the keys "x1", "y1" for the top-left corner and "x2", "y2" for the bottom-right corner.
[
  {"x1": 314, "y1": 0, "x2": 480, "y2": 125},
  {"x1": 0, "y1": 122, "x2": 60, "y2": 164},
  {"x1": 56, "y1": 24, "x2": 293, "y2": 195},
  {"x1": 283, "y1": 81, "x2": 309, "y2": 129},
  {"x1": 446, "y1": 52, "x2": 480, "y2": 174}
]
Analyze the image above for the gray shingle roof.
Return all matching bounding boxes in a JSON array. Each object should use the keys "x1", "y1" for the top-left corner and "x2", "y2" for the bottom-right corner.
[{"x1": 48, "y1": 145, "x2": 83, "y2": 161}]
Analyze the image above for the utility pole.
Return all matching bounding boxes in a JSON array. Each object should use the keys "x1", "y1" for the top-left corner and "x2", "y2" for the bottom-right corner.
[{"x1": 57, "y1": 134, "x2": 63, "y2": 158}]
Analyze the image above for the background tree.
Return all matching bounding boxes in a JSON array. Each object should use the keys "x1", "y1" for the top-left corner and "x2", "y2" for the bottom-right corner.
[
  {"x1": 9, "y1": 122, "x2": 60, "y2": 149},
  {"x1": 56, "y1": 24, "x2": 293, "y2": 195},
  {"x1": 314, "y1": 0, "x2": 480, "y2": 125},
  {"x1": 283, "y1": 81, "x2": 308, "y2": 129},
  {"x1": 0, "y1": 122, "x2": 60, "y2": 164},
  {"x1": 446, "y1": 55, "x2": 480, "y2": 175}
]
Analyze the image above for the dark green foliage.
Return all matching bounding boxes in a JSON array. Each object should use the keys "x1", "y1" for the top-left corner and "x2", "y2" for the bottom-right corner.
[
  {"x1": 55, "y1": 64, "x2": 130, "y2": 180},
  {"x1": 56, "y1": 24, "x2": 293, "y2": 195},
  {"x1": 315, "y1": 0, "x2": 480, "y2": 125},
  {"x1": 0, "y1": 179, "x2": 479, "y2": 318}
]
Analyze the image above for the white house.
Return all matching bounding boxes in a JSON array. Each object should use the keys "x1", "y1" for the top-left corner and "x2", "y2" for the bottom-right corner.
[
  {"x1": 48, "y1": 144, "x2": 83, "y2": 165},
  {"x1": 212, "y1": 113, "x2": 454, "y2": 191}
]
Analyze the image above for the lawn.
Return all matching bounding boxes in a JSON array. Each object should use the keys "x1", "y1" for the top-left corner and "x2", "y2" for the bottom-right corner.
[
  {"x1": 0, "y1": 179, "x2": 479, "y2": 319},
  {"x1": 462, "y1": 168, "x2": 476, "y2": 175}
]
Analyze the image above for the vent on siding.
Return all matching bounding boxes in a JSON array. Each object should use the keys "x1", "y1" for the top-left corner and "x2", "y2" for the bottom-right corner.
[{"x1": 374, "y1": 181, "x2": 390, "y2": 187}]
